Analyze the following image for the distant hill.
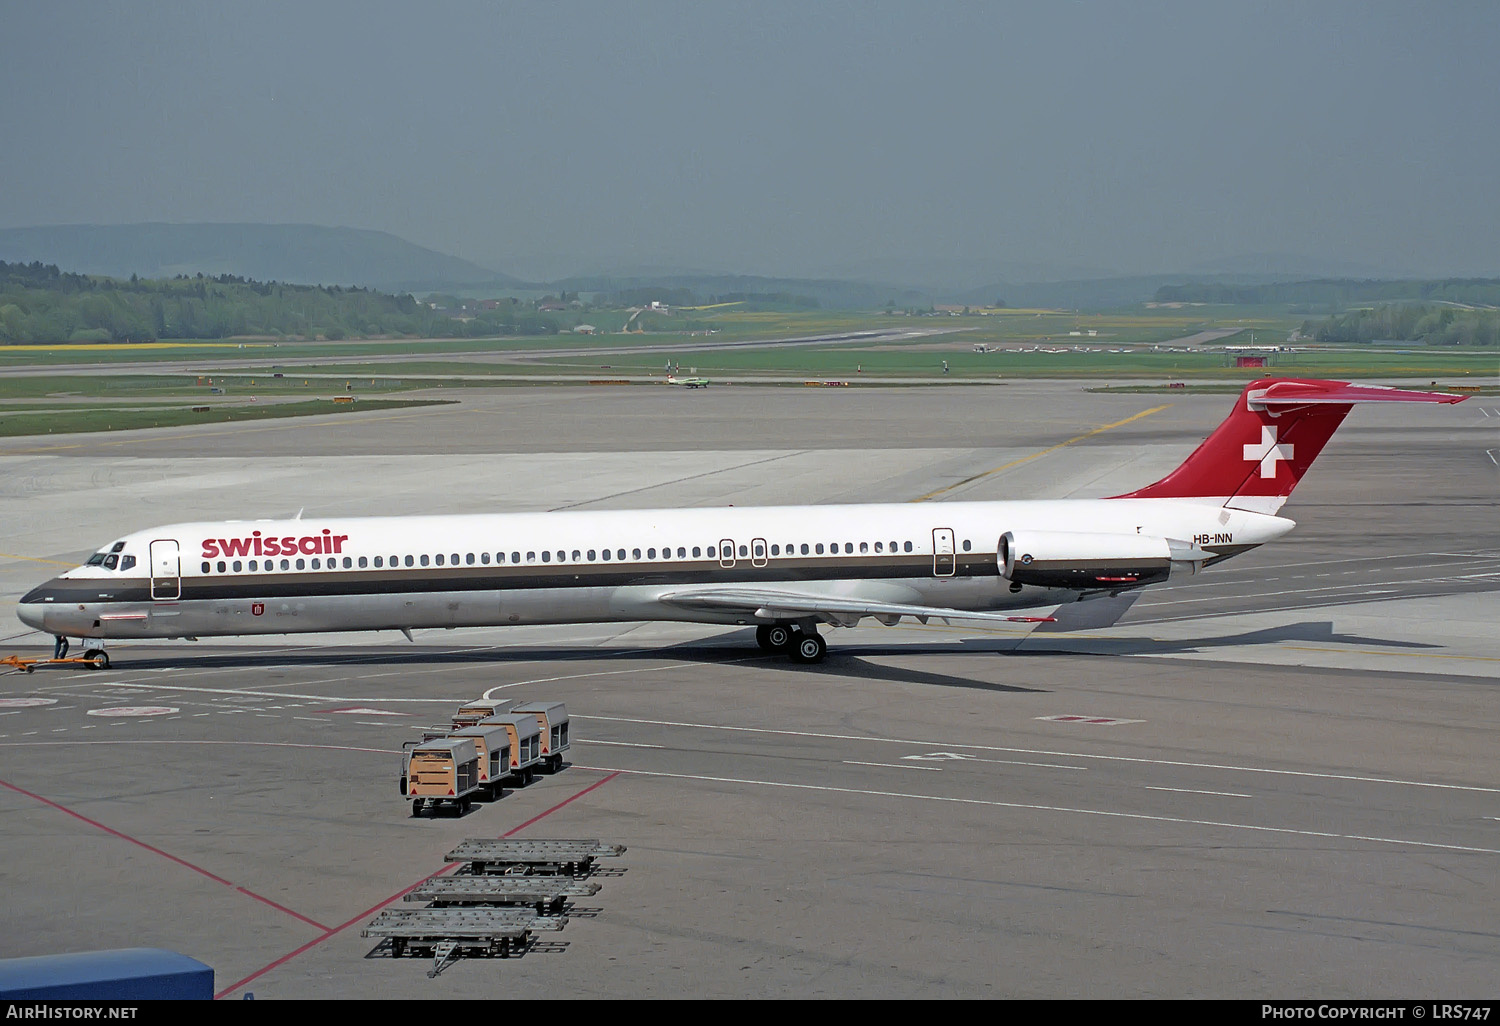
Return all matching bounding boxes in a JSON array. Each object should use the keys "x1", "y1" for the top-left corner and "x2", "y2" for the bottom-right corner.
[{"x1": 0, "y1": 223, "x2": 524, "y2": 292}]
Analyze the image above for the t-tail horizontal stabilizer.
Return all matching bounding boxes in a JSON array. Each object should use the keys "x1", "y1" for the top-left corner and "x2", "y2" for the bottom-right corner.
[{"x1": 1110, "y1": 378, "x2": 1466, "y2": 514}]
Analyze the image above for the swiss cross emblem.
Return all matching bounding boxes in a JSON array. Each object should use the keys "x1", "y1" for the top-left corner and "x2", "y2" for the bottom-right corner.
[
  {"x1": 251, "y1": 602, "x2": 264, "y2": 616},
  {"x1": 1243, "y1": 425, "x2": 1293, "y2": 478}
]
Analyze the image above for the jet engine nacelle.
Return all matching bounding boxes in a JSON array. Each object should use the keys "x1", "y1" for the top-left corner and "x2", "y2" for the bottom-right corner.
[{"x1": 999, "y1": 530, "x2": 1198, "y2": 590}]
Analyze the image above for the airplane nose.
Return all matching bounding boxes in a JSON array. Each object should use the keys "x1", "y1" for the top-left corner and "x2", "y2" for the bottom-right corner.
[
  {"x1": 17, "y1": 581, "x2": 59, "y2": 633},
  {"x1": 16, "y1": 601, "x2": 46, "y2": 632}
]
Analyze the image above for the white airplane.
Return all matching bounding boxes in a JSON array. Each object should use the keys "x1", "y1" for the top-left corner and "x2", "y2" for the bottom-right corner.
[{"x1": 16, "y1": 378, "x2": 1464, "y2": 667}]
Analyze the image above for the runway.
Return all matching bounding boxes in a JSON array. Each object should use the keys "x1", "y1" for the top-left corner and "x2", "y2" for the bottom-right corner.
[{"x1": 0, "y1": 382, "x2": 1496, "y2": 998}]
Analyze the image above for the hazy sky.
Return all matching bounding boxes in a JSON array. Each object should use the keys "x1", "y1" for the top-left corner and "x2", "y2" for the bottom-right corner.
[{"x1": 2, "y1": 1, "x2": 1497, "y2": 281}]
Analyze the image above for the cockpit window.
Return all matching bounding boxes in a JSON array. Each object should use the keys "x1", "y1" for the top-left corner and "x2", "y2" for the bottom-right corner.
[
  {"x1": 120, "y1": 555, "x2": 136, "y2": 571},
  {"x1": 103, "y1": 554, "x2": 119, "y2": 570},
  {"x1": 86, "y1": 553, "x2": 107, "y2": 566},
  {"x1": 109, "y1": 541, "x2": 126, "y2": 553}
]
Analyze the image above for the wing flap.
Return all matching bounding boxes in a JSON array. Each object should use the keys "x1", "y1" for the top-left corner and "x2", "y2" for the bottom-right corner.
[{"x1": 656, "y1": 587, "x2": 1054, "y2": 627}]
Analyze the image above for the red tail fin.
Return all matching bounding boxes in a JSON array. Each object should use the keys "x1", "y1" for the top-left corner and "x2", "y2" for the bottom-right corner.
[{"x1": 1110, "y1": 378, "x2": 1466, "y2": 513}]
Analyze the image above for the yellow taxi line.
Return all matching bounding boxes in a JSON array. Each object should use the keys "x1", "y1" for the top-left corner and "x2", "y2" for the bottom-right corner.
[{"x1": 911, "y1": 403, "x2": 1174, "y2": 502}]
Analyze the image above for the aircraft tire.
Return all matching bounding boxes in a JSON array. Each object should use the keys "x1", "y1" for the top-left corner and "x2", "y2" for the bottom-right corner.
[
  {"x1": 757, "y1": 624, "x2": 795, "y2": 650},
  {"x1": 84, "y1": 649, "x2": 109, "y2": 670},
  {"x1": 790, "y1": 633, "x2": 826, "y2": 663}
]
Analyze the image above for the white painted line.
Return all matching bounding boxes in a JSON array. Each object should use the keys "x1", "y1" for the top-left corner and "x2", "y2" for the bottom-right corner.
[
  {"x1": 575, "y1": 739, "x2": 664, "y2": 750},
  {"x1": 293, "y1": 716, "x2": 332, "y2": 723},
  {"x1": 482, "y1": 657, "x2": 757, "y2": 697},
  {"x1": 1146, "y1": 786, "x2": 1251, "y2": 798},
  {"x1": 845, "y1": 760, "x2": 942, "y2": 772},
  {"x1": 44, "y1": 680, "x2": 457, "y2": 704},
  {"x1": 579, "y1": 765, "x2": 1500, "y2": 856},
  {"x1": 0, "y1": 738, "x2": 399, "y2": 755},
  {"x1": 575, "y1": 714, "x2": 1500, "y2": 793}
]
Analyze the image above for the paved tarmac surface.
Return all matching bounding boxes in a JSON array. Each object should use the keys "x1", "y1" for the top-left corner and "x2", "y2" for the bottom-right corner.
[{"x1": 0, "y1": 382, "x2": 1496, "y2": 999}]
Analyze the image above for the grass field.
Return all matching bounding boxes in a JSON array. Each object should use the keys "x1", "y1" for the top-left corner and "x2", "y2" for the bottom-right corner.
[{"x1": 1, "y1": 309, "x2": 1493, "y2": 437}]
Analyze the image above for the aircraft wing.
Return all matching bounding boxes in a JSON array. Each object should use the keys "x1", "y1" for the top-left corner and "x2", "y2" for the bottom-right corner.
[{"x1": 655, "y1": 586, "x2": 1055, "y2": 628}]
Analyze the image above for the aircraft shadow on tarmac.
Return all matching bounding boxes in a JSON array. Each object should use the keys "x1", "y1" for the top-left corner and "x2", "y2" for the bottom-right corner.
[
  {"x1": 1011, "y1": 619, "x2": 1443, "y2": 657},
  {"x1": 35, "y1": 620, "x2": 1434, "y2": 693}
]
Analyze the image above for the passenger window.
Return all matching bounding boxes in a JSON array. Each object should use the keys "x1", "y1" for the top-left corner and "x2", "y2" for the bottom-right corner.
[
  {"x1": 281, "y1": 559, "x2": 291, "y2": 570},
  {"x1": 801, "y1": 543, "x2": 810, "y2": 554},
  {"x1": 232, "y1": 560, "x2": 243, "y2": 572},
  {"x1": 815, "y1": 543, "x2": 824, "y2": 554},
  {"x1": 617, "y1": 549, "x2": 626, "y2": 560},
  {"x1": 248, "y1": 560, "x2": 258, "y2": 571},
  {"x1": 904, "y1": 541, "x2": 913, "y2": 552},
  {"x1": 295, "y1": 558, "x2": 305, "y2": 570},
  {"x1": 542, "y1": 551, "x2": 551, "y2": 563},
  {"x1": 343, "y1": 557, "x2": 353, "y2": 568},
  {"x1": 738, "y1": 545, "x2": 746, "y2": 557},
  {"x1": 374, "y1": 556, "x2": 383, "y2": 567},
  {"x1": 465, "y1": 553, "x2": 474, "y2": 565},
  {"x1": 213, "y1": 560, "x2": 224, "y2": 572},
  {"x1": 358, "y1": 556, "x2": 368, "y2": 568},
  {"x1": 480, "y1": 553, "x2": 490, "y2": 564},
  {"x1": 451, "y1": 553, "x2": 460, "y2": 565},
  {"x1": 874, "y1": 542, "x2": 883, "y2": 553},
  {"x1": 435, "y1": 553, "x2": 445, "y2": 566},
  {"x1": 201, "y1": 561, "x2": 211, "y2": 573},
  {"x1": 706, "y1": 545, "x2": 716, "y2": 557},
  {"x1": 647, "y1": 548, "x2": 656, "y2": 559},
  {"x1": 677, "y1": 547, "x2": 686, "y2": 558},
  {"x1": 692, "y1": 546, "x2": 701, "y2": 558},
  {"x1": 587, "y1": 549, "x2": 596, "y2": 560},
  {"x1": 311, "y1": 558, "x2": 321, "y2": 569},
  {"x1": 512, "y1": 552, "x2": 521, "y2": 563},
  {"x1": 419, "y1": 555, "x2": 429, "y2": 566},
  {"x1": 771, "y1": 544, "x2": 780, "y2": 556},
  {"x1": 860, "y1": 542, "x2": 868, "y2": 553},
  {"x1": 556, "y1": 551, "x2": 565, "y2": 562},
  {"x1": 633, "y1": 548, "x2": 642, "y2": 559},
  {"x1": 962, "y1": 540, "x2": 972, "y2": 551},
  {"x1": 601, "y1": 548, "x2": 611, "y2": 561}
]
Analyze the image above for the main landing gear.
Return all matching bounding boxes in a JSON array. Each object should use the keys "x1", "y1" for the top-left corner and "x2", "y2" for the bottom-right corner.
[{"x1": 755, "y1": 624, "x2": 827, "y2": 664}]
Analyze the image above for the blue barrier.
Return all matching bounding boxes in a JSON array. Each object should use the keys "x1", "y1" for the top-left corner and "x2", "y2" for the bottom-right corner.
[{"x1": 0, "y1": 948, "x2": 213, "y2": 1000}]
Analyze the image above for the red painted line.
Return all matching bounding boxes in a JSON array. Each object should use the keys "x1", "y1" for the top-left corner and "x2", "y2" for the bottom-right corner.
[
  {"x1": 235, "y1": 888, "x2": 330, "y2": 932},
  {"x1": 214, "y1": 770, "x2": 622, "y2": 999},
  {"x1": 501, "y1": 771, "x2": 620, "y2": 837},
  {"x1": 0, "y1": 777, "x2": 330, "y2": 931}
]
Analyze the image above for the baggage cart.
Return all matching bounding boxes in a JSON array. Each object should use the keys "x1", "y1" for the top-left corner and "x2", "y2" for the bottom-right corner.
[
  {"x1": 511, "y1": 701, "x2": 570, "y2": 772},
  {"x1": 448, "y1": 724, "x2": 513, "y2": 799},
  {"x1": 452, "y1": 698, "x2": 515, "y2": 729},
  {"x1": 483, "y1": 713, "x2": 541, "y2": 785},
  {"x1": 400, "y1": 738, "x2": 482, "y2": 817}
]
